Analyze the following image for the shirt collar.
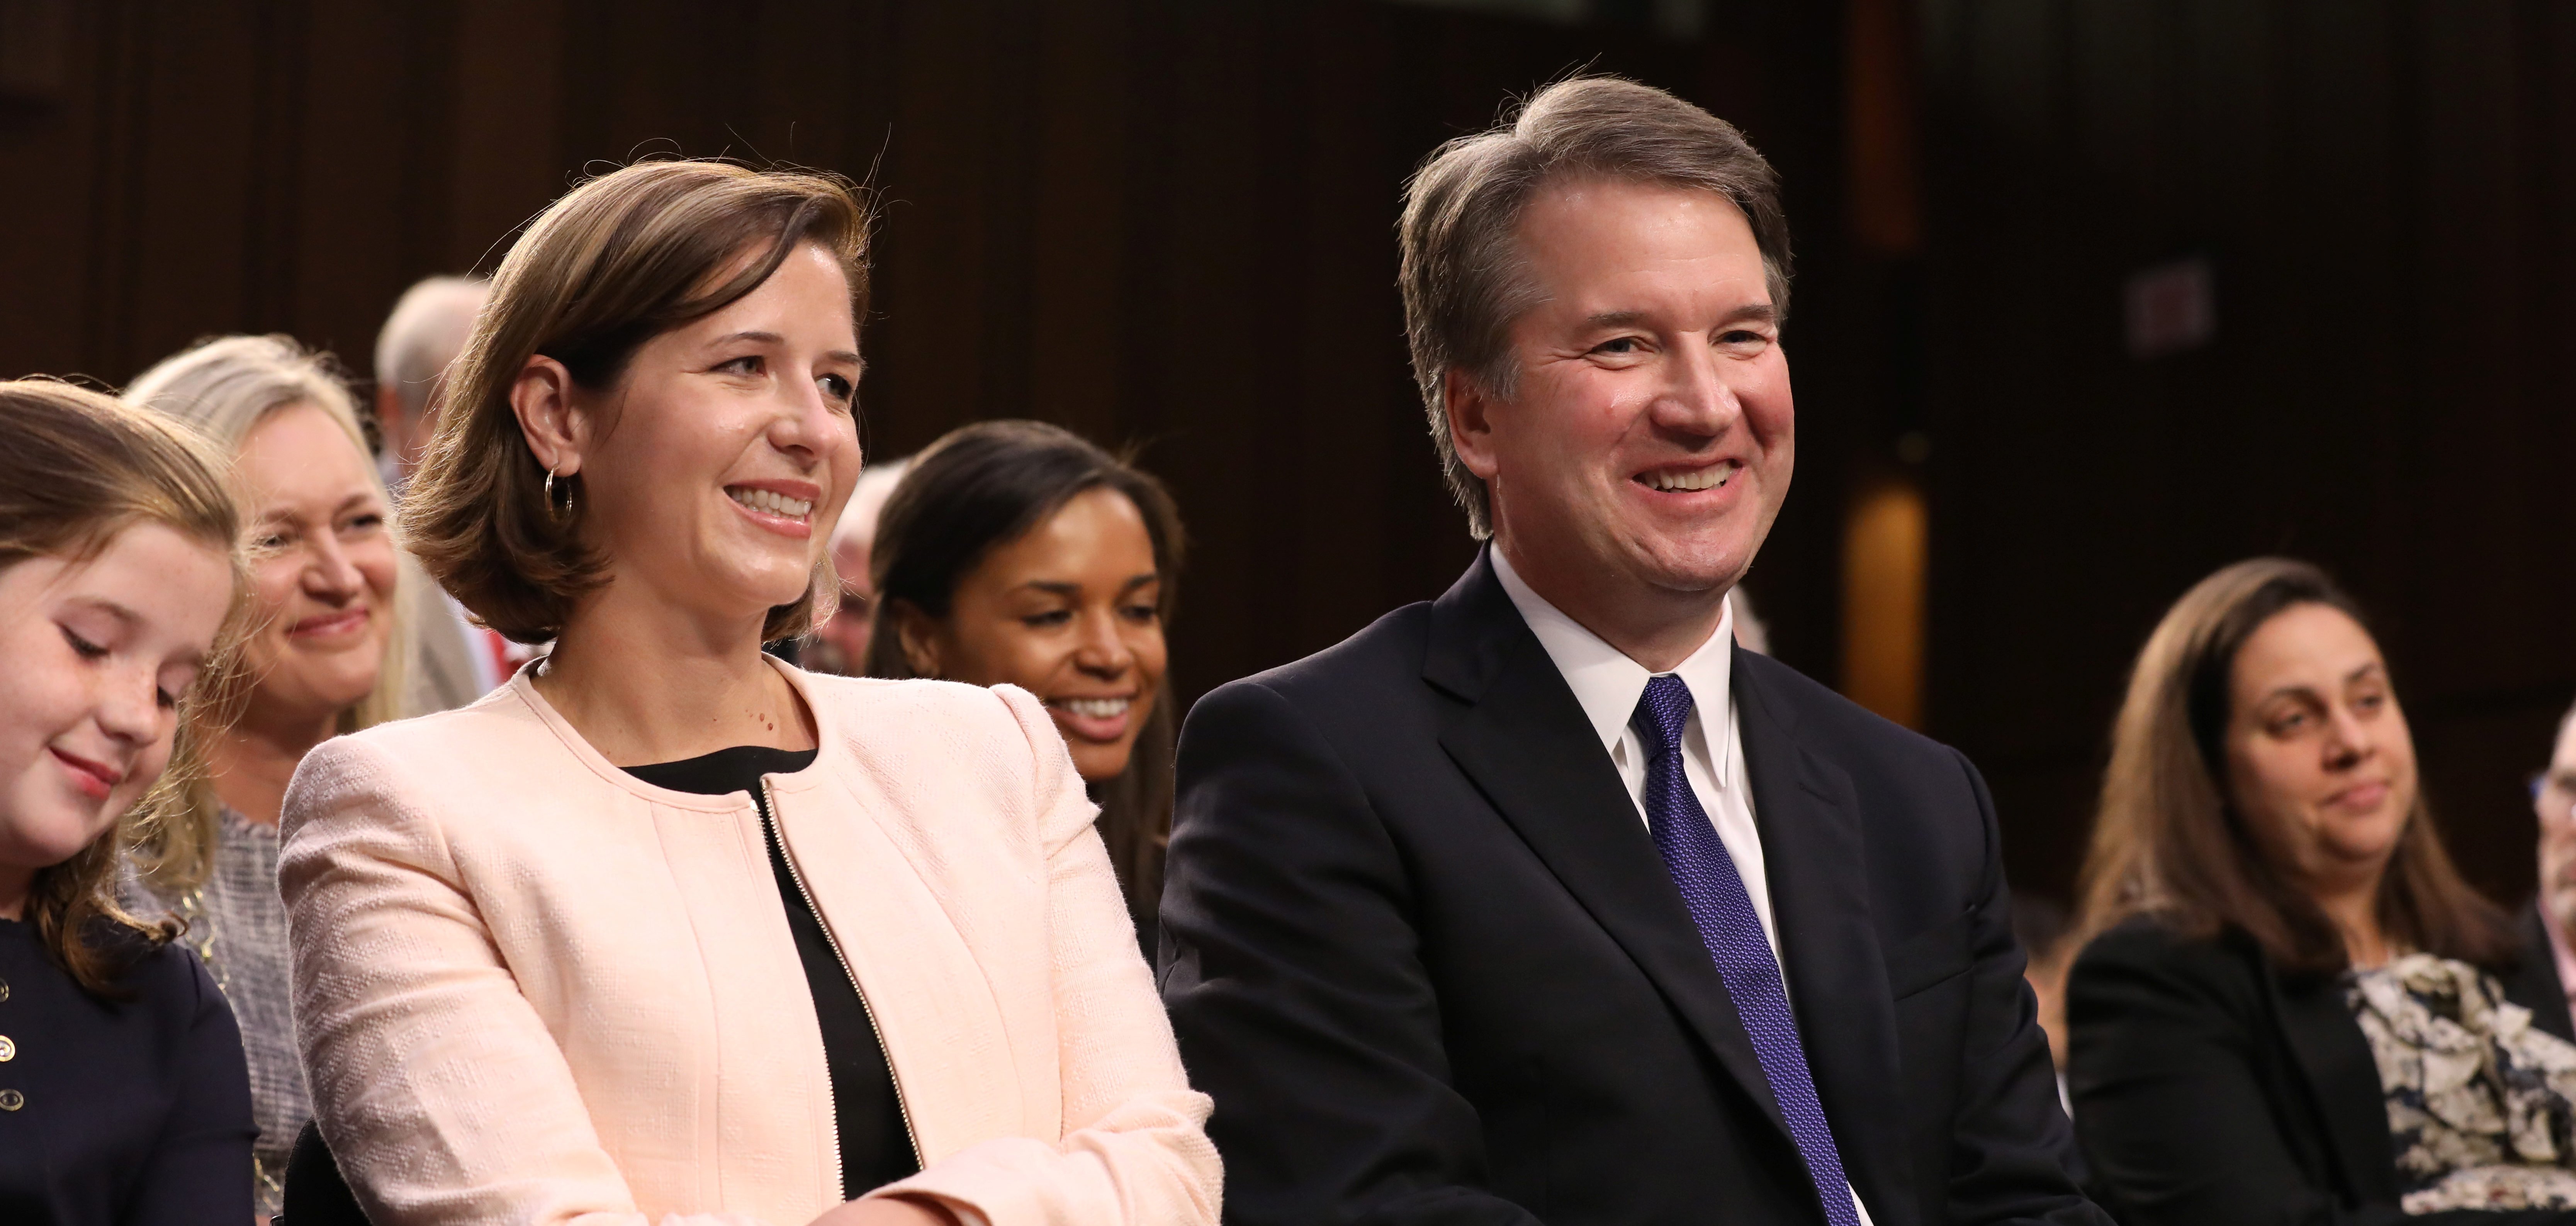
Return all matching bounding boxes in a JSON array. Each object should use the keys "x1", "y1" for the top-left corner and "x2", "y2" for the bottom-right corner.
[{"x1": 1490, "y1": 546, "x2": 1735, "y2": 784}]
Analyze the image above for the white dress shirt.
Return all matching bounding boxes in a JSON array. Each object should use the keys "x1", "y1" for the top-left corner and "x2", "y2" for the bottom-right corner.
[
  {"x1": 1491, "y1": 548, "x2": 1874, "y2": 1226},
  {"x1": 1491, "y1": 548, "x2": 1781, "y2": 960}
]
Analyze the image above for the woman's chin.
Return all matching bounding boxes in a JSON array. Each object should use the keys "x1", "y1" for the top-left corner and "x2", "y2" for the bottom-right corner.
[
  {"x1": 251, "y1": 673, "x2": 383, "y2": 724},
  {"x1": 700, "y1": 543, "x2": 821, "y2": 595},
  {"x1": 1070, "y1": 744, "x2": 1136, "y2": 784},
  {"x1": 2316, "y1": 829, "x2": 2406, "y2": 881},
  {"x1": 272, "y1": 631, "x2": 391, "y2": 671},
  {"x1": 0, "y1": 794, "x2": 115, "y2": 869}
]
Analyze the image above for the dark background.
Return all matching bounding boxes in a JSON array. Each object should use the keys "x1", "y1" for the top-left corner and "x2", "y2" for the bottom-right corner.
[
  {"x1": 1919, "y1": 0, "x2": 2576, "y2": 908},
  {"x1": 1, "y1": 0, "x2": 2566, "y2": 909}
]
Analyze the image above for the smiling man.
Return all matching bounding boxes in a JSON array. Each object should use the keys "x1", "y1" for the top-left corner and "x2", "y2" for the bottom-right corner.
[{"x1": 1159, "y1": 78, "x2": 2109, "y2": 1226}]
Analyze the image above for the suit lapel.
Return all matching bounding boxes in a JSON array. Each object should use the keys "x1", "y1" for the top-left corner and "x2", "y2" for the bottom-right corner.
[
  {"x1": 1734, "y1": 658, "x2": 1908, "y2": 1226},
  {"x1": 1426, "y1": 555, "x2": 1797, "y2": 1148},
  {"x1": 2266, "y1": 954, "x2": 2398, "y2": 1204},
  {"x1": 2508, "y1": 906, "x2": 2576, "y2": 1044}
]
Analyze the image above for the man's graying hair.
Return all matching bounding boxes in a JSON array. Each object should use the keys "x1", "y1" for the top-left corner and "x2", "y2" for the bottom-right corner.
[
  {"x1": 1399, "y1": 76, "x2": 1793, "y2": 539},
  {"x1": 375, "y1": 276, "x2": 489, "y2": 417}
]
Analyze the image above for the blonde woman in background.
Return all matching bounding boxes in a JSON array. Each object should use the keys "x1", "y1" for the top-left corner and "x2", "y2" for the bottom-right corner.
[{"x1": 124, "y1": 334, "x2": 412, "y2": 1219}]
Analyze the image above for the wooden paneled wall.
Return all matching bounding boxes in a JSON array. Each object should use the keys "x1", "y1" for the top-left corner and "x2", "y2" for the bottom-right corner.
[
  {"x1": 1919, "y1": 0, "x2": 2576, "y2": 904},
  {"x1": 29, "y1": 0, "x2": 2557, "y2": 912},
  {"x1": 0, "y1": 0, "x2": 1857, "y2": 718}
]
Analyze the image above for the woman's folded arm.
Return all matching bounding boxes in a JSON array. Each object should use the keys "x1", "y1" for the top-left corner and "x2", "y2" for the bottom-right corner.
[
  {"x1": 282, "y1": 735, "x2": 757, "y2": 1226},
  {"x1": 871, "y1": 687, "x2": 1220, "y2": 1226}
]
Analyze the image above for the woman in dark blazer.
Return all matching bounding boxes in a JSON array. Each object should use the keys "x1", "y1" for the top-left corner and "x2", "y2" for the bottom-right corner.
[{"x1": 2068, "y1": 558, "x2": 2576, "y2": 1226}]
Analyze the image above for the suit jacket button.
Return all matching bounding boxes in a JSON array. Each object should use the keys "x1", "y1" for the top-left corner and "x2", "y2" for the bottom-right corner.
[
  {"x1": 0, "y1": 1089, "x2": 22, "y2": 1111},
  {"x1": 0, "y1": 1035, "x2": 14, "y2": 1061}
]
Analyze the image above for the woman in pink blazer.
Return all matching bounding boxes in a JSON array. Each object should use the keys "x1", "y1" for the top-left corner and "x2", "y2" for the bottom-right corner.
[{"x1": 277, "y1": 160, "x2": 1219, "y2": 1226}]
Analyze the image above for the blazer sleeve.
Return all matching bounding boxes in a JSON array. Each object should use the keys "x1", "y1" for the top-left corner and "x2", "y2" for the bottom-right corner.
[
  {"x1": 1940, "y1": 749, "x2": 2116, "y2": 1226},
  {"x1": 2066, "y1": 927, "x2": 2573, "y2": 1226},
  {"x1": 1158, "y1": 679, "x2": 1542, "y2": 1226},
  {"x1": 2068, "y1": 925, "x2": 2288, "y2": 1226},
  {"x1": 122, "y1": 947, "x2": 257, "y2": 1226},
  {"x1": 872, "y1": 685, "x2": 1222, "y2": 1226},
  {"x1": 280, "y1": 736, "x2": 756, "y2": 1226}
]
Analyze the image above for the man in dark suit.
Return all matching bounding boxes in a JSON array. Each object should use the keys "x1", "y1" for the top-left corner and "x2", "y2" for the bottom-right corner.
[
  {"x1": 1158, "y1": 77, "x2": 2107, "y2": 1226},
  {"x1": 2506, "y1": 703, "x2": 2576, "y2": 1043}
]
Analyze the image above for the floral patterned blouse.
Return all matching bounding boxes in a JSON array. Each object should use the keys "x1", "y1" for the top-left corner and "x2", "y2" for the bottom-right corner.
[{"x1": 2348, "y1": 953, "x2": 2576, "y2": 1212}]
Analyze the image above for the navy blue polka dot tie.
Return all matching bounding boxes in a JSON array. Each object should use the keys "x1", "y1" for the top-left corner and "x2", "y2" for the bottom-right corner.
[{"x1": 1633, "y1": 674, "x2": 1860, "y2": 1226}]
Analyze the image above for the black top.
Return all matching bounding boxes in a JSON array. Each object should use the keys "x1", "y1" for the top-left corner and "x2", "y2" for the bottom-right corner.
[
  {"x1": 2068, "y1": 916, "x2": 2576, "y2": 1226},
  {"x1": 0, "y1": 916, "x2": 255, "y2": 1225},
  {"x1": 1160, "y1": 550, "x2": 2106, "y2": 1226},
  {"x1": 624, "y1": 744, "x2": 916, "y2": 1198},
  {"x1": 282, "y1": 1117, "x2": 366, "y2": 1225}
]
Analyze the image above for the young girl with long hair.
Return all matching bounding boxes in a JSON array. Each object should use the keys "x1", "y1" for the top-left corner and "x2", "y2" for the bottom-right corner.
[{"x1": 0, "y1": 379, "x2": 254, "y2": 1224}]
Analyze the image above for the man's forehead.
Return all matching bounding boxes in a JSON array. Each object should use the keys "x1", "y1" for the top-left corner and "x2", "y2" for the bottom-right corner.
[
  {"x1": 2553, "y1": 707, "x2": 2576, "y2": 771},
  {"x1": 1513, "y1": 181, "x2": 1766, "y2": 308},
  {"x1": 1520, "y1": 177, "x2": 1756, "y2": 252}
]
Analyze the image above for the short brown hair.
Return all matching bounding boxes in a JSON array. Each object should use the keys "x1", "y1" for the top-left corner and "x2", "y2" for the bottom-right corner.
[
  {"x1": 2073, "y1": 558, "x2": 2511, "y2": 976},
  {"x1": 406, "y1": 159, "x2": 872, "y2": 643},
  {"x1": 0, "y1": 379, "x2": 249, "y2": 995},
  {"x1": 1399, "y1": 76, "x2": 1792, "y2": 539}
]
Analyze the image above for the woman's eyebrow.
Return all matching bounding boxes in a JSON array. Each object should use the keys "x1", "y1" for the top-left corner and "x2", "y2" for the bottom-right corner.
[{"x1": 705, "y1": 331, "x2": 860, "y2": 366}]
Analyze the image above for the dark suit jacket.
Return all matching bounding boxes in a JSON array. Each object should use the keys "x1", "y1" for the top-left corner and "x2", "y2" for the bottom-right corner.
[
  {"x1": 2068, "y1": 917, "x2": 2576, "y2": 1226},
  {"x1": 1159, "y1": 554, "x2": 2104, "y2": 1226},
  {"x1": 2504, "y1": 904, "x2": 2576, "y2": 1045},
  {"x1": 0, "y1": 919, "x2": 254, "y2": 1226}
]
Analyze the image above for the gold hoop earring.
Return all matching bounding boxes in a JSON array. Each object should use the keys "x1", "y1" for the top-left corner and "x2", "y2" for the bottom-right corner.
[{"x1": 544, "y1": 467, "x2": 571, "y2": 520}]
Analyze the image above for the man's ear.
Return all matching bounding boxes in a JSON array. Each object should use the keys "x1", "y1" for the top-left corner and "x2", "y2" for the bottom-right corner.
[
  {"x1": 1444, "y1": 366, "x2": 1504, "y2": 483},
  {"x1": 509, "y1": 354, "x2": 588, "y2": 477},
  {"x1": 892, "y1": 600, "x2": 945, "y2": 679},
  {"x1": 374, "y1": 383, "x2": 407, "y2": 446}
]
